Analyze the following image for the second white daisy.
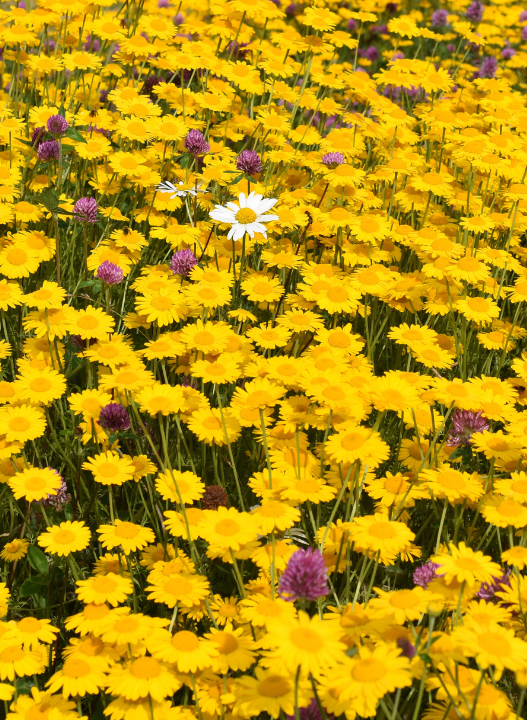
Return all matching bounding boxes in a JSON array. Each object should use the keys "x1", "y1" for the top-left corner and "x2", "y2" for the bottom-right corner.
[{"x1": 209, "y1": 191, "x2": 278, "y2": 240}]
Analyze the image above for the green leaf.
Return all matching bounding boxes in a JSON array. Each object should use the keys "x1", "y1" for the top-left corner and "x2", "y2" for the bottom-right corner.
[
  {"x1": 64, "y1": 504, "x2": 73, "y2": 521},
  {"x1": 345, "y1": 647, "x2": 359, "y2": 657},
  {"x1": 78, "y1": 280, "x2": 98, "y2": 289},
  {"x1": 40, "y1": 187, "x2": 59, "y2": 212},
  {"x1": 449, "y1": 445, "x2": 472, "y2": 464},
  {"x1": 19, "y1": 575, "x2": 47, "y2": 597},
  {"x1": 65, "y1": 127, "x2": 87, "y2": 144},
  {"x1": 28, "y1": 546, "x2": 48, "y2": 574}
]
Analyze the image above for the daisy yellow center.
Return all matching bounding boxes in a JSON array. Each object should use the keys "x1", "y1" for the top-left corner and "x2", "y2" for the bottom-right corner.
[
  {"x1": 438, "y1": 471, "x2": 462, "y2": 489},
  {"x1": 322, "y1": 385, "x2": 342, "y2": 401},
  {"x1": 219, "y1": 604, "x2": 238, "y2": 616},
  {"x1": 215, "y1": 632, "x2": 238, "y2": 654},
  {"x1": 117, "y1": 371, "x2": 138, "y2": 384},
  {"x1": 258, "y1": 676, "x2": 291, "y2": 697},
  {"x1": 335, "y1": 165, "x2": 354, "y2": 176},
  {"x1": 97, "y1": 463, "x2": 120, "y2": 478},
  {"x1": 327, "y1": 287, "x2": 349, "y2": 302},
  {"x1": 18, "y1": 617, "x2": 41, "y2": 633},
  {"x1": 352, "y1": 657, "x2": 387, "y2": 682},
  {"x1": 151, "y1": 296, "x2": 173, "y2": 310},
  {"x1": 77, "y1": 315, "x2": 100, "y2": 330},
  {"x1": 215, "y1": 519, "x2": 240, "y2": 536},
  {"x1": 467, "y1": 297, "x2": 489, "y2": 312},
  {"x1": 165, "y1": 578, "x2": 192, "y2": 595},
  {"x1": 329, "y1": 207, "x2": 349, "y2": 221},
  {"x1": 148, "y1": 397, "x2": 171, "y2": 412},
  {"x1": 391, "y1": 590, "x2": 419, "y2": 609},
  {"x1": 30, "y1": 378, "x2": 52, "y2": 393},
  {"x1": 236, "y1": 208, "x2": 257, "y2": 224},
  {"x1": 289, "y1": 628, "x2": 323, "y2": 652},
  {"x1": 194, "y1": 331, "x2": 215, "y2": 346},
  {"x1": 1, "y1": 645, "x2": 26, "y2": 662},
  {"x1": 203, "y1": 416, "x2": 222, "y2": 430},
  {"x1": 120, "y1": 157, "x2": 139, "y2": 170},
  {"x1": 368, "y1": 521, "x2": 396, "y2": 539},
  {"x1": 7, "y1": 248, "x2": 27, "y2": 265},
  {"x1": 328, "y1": 331, "x2": 350, "y2": 348},
  {"x1": 457, "y1": 257, "x2": 480, "y2": 272},
  {"x1": 512, "y1": 480, "x2": 527, "y2": 494},
  {"x1": 25, "y1": 476, "x2": 47, "y2": 491},
  {"x1": 207, "y1": 363, "x2": 227, "y2": 376},
  {"x1": 253, "y1": 281, "x2": 274, "y2": 296},
  {"x1": 131, "y1": 656, "x2": 161, "y2": 678},
  {"x1": 487, "y1": 438, "x2": 509, "y2": 451},
  {"x1": 115, "y1": 618, "x2": 140, "y2": 633},
  {"x1": 172, "y1": 630, "x2": 200, "y2": 651},
  {"x1": 198, "y1": 288, "x2": 218, "y2": 300},
  {"x1": 259, "y1": 501, "x2": 284, "y2": 517},
  {"x1": 421, "y1": 349, "x2": 440, "y2": 361},
  {"x1": 384, "y1": 476, "x2": 407, "y2": 494},
  {"x1": 33, "y1": 288, "x2": 53, "y2": 300},
  {"x1": 63, "y1": 658, "x2": 91, "y2": 678},
  {"x1": 341, "y1": 432, "x2": 365, "y2": 451},
  {"x1": 294, "y1": 479, "x2": 320, "y2": 494},
  {"x1": 497, "y1": 500, "x2": 522, "y2": 517},
  {"x1": 54, "y1": 529, "x2": 76, "y2": 545},
  {"x1": 93, "y1": 576, "x2": 117, "y2": 593},
  {"x1": 98, "y1": 346, "x2": 120, "y2": 358},
  {"x1": 115, "y1": 522, "x2": 139, "y2": 538}
]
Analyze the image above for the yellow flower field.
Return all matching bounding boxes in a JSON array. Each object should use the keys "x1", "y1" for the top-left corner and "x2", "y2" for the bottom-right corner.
[{"x1": 0, "y1": 0, "x2": 526, "y2": 716}]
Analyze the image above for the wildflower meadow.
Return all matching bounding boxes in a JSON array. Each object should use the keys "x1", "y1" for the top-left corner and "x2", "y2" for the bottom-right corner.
[{"x1": 2, "y1": 0, "x2": 527, "y2": 717}]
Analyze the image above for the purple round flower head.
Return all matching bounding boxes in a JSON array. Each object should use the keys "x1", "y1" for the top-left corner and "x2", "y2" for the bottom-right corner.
[
  {"x1": 396, "y1": 637, "x2": 416, "y2": 659},
  {"x1": 170, "y1": 248, "x2": 198, "y2": 277},
  {"x1": 46, "y1": 114, "x2": 68, "y2": 137},
  {"x1": 446, "y1": 43, "x2": 456, "y2": 52},
  {"x1": 279, "y1": 547, "x2": 329, "y2": 602},
  {"x1": 227, "y1": 41, "x2": 250, "y2": 60},
  {"x1": 479, "y1": 55, "x2": 498, "y2": 78},
  {"x1": 476, "y1": 568, "x2": 511, "y2": 602},
  {"x1": 386, "y1": 2, "x2": 398, "y2": 12},
  {"x1": 413, "y1": 561, "x2": 442, "y2": 589},
  {"x1": 236, "y1": 150, "x2": 262, "y2": 175},
  {"x1": 173, "y1": 8, "x2": 183, "y2": 19},
  {"x1": 347, "y1": 18, "x2": 358, "y2": 31},
  {"x1": 365, "y1": 45, "x2": 379, "y2": 61},
  {"x1": 502, "y1": 45, "x2": 516, "y2": 59},
  {"x1": 37, "y1": 140, "x2": 60, "y2": 161},
  {"x1": 392, "y1": 51, "x2": 405, "y2": 60},
  {"x1": 96, "y1": 261, "x2": 124, "y2": 286},
  {"x1": 70, "y1": 334, "x2": 97, "y2": 350},
  {"x1": 432, "y1": 9, "x2": 449, "y2": 26},
  {"x1": 322, "y1": 151, "x2": 345, "y2": 168},
  {"x1": 41, "y1": 471, "x2": 71, "y2": 511},
  {"x1": 99, "y1": 403, "x2": 131, "y2": 432},
  {"x1": 521, "y1": 9, "x2": 527, "y2": 21},
  {"x1": 286, "y1": 699, "x2": 333, "y2": 720},
  {"x1": 73, "y1": 197, "x2": 98, "y2": 224},
  {"x1": 31, "y1": 126, "x2": 46, "y2": 148},
  {"x1": 523, "y1": 25, "x2": 527, "y2": 41},
  {"x1": 446, "y1": 409, "x2": 489, "y2": 447},
  {"x1": 466, "y1": 1, "x2": 484, "y2": 22},
  {"x1": 158, "y1": 0, "x2": 169, "y2": 7},
  {"x1": 84, "y1": 35, "x2": 101, "y2": 52},
  {"x1": 184, "y1": 129, "x2": 210, "y2": 156}
]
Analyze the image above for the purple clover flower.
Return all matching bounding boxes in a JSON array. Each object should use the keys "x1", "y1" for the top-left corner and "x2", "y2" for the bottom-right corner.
[
  {"x1": 99, "y1": 403, "x2": 131, "y2": 432},
  {"x1": 46, "y1": 114, "x2": 68, "y2": 137},
  {"x1": 322, "y1": 151, "x2": 345, "y2": 168},
  {"x1": 466, "y1": 1, "x2": 484, "y2": 22},
  {"x1": 41, "y1": 472, "x2": 71, "y2": 511},
  {"x1": 413, "y1": 561, "x2": 442, "y2": 589},
  {"x1": 87, "y1": 124, "x2": 111, "y2": 139},
  {"x1": 184, "y1": 129, "x2": 210, "y2": 156},
  {"x1": 279, "y1": 547, "x2": 329, "y2": 602},
  {"x1": 476, "y1": 569, "x2": 511, "y2": 602},
  {"x1": 347, "y1": 18, "x2": 358, "y2": 31},
  {"x1": 286, "y1": 699, "x2": 333, "y2": 720},
  {"x1": 521, "y1": 9, "x2": 527, "y2": 21},
  {"x1": 37, "y1": 140, "x2": 60, "y2": 161},
  {"x1": 446, "y1": 409, "x2": 489, "y2": 447},
  {"x1": 73, "y1": 197, "x2": 98, "y2": 224},
  {"x1": 432, "y1": 9, "x2": 449, "y2": 26},
  {"x1": 364, "y1": 46, "x2": 379, "y2": 61},
  {"x1": 523, "y1": 26, "x2": 527, "y2": 41},
  {"x1": 397, "y1": 637, "x2": 416, "y2": 659},
  {"x1": 236, "y1": 150, "x2": 262, "y2": 175},
  {"x1": 96, "y1": 261, "x2": 124, "y2": 286},
  {"x1": 502, "y1": 45, "x2": 517, "y2": 60},
  {"x1": 479, "y1": 55, "x2": 498, "y2": 78},
  {"x1": 170, "y1": 248, "x2": 197, "y2": 277},
  {"x1": 31, "y1": 126, "x2": 46, "y2": 148}
]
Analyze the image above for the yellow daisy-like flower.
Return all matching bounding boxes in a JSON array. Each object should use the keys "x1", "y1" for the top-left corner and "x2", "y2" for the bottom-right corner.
[
  {"x1": 349, "y1": 513, "x2": 417, "y2": 565},
  {"x1": 75, "y1": 573, "x2": 133, "y2": 607},
  {"x1": 432, "y1": 542, "x2": 502, "y2": 587},
  {"x1": 105, "y1": 656, "x2": 181, "y2": 702},
  {"x1": 38, "y1": 521, "x2": 91, "y2": 557},
  {"x1": 15, "y1": 366, "x2": 66, "y2": 405},
  {"x1": 0, "y1": 538, "x2": 29, "y2": 562},
  {"x1": 82, "y1": 452, "x2": 135, "y2": 486},
  {"x1": 69, "y1": 306, "x2": 115, "y2": 340},
  {"x1": 45, "y1": 655, "x2": 107, "y2": 697},
  {"x1": 155, "y1": 469, "x2": 205, "y2": 504},
  {"x1": 97, "y1": 521, "x2": 155, "y2": 555},
  {"x1": 199, "y1": 507, "x2": 259, "y2": 551},
  {"x1": 9, "y1": 466, "x2": 62, "y2": 502}
]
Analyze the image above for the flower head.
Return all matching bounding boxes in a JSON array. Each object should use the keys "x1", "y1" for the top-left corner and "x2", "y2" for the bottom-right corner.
[
  {"x1": 41, "y1": 471, "x2": 71, "y2": 510},
  {"x1": 31, "y1": 126, "x2": 46, "y2": 148},
  {"x1": 476, "y1": 568, "x2": 511, "y2": 602},
  {"x1": 170, "y1": 248, "x2": 198, "y2": 276},
  {"x1": 466, "y1": 1, "x2": 484, "y2": 21},
  {"x1": 185, "y1": 129, "x2": 210, "y2": 156},
  {"x1": 209, "y1": 191, "x2": 278, "y2": 241},
  {"x1": 73, "y1": 197, "x2": 98, "y2": 224},
  {"x1": 479, "y1": 56, "x2": 498, "y2": 78},
  {"x1": 99, "y1": 403, "x2": 131, "y2": 432},
  {"x1": 431, "y1": 9, "x2": 449, "y2": 26},
  {"x1": 322, "y1": 152, "x2": 345, "y2": 168},
  {"x1": 279, "y1": 547, "x2": 329, "y2": 602},
  {"x1": 96, "y1": 261, "x2": 123, "y2": 286},
  {"x1": 413, "y1": 560, "x2": 441, "y2": 589},
  {"x1": 236, "y1": 150, "x2": 262, "y2": 176},
  {"x1": 37, "y1": 140, "x2": 60, "y2": 161},
  {"x1": 446, "y1": 409, "x2": 489, "y2": 447},
  {"x1": 46, "y1": 114, "x2": 68, "y2": 137}
]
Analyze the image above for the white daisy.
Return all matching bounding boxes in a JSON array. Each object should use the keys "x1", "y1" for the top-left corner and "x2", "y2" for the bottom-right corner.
[
  {"x1": 209, "y1": 191, "x2": 279, "y2": 241},
  {"x1": 156, "y1": 180, "x2": 206, "y2": 198}
]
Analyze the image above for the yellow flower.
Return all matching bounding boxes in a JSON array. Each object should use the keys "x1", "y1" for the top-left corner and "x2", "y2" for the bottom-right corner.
[
  {"x1": 38, "y1": 521, "x2": 91, "y2": 557},
  {"x1": 432, "y1": 542, "x2": 502, "y2": 587},
  {"x1": 97, "y1": 521, "x2": 155, "y2": 555}
]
